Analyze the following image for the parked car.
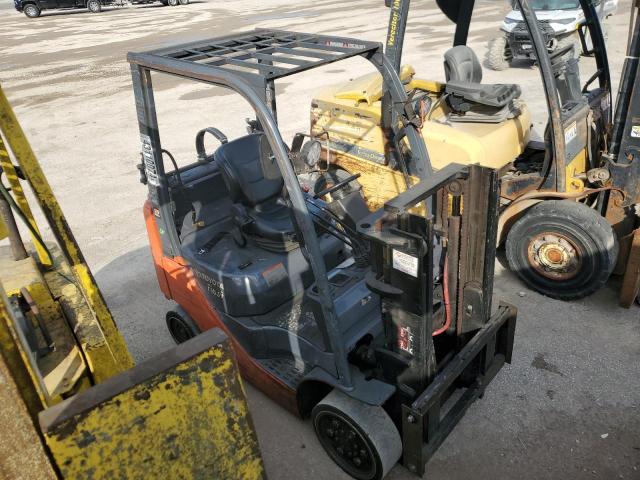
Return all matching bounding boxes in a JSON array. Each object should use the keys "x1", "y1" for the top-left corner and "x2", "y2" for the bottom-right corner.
[
  {"x1": 131, "y1": 0, "x2": 189, "y2": 5},
  {"x1": 14, "y1": 0, "x2": 118, "y2": 17}
]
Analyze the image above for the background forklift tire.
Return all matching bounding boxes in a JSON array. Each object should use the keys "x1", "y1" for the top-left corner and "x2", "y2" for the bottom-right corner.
[
  {"x1": 312, "y1": 390, "x2": 401, "y2": 480},
  {"x1": 166, "y1": 307, "x2": 201, "y2": 344},
  {"x1": 23, "y1": 3, "x2": 41, "y2": 17},
  {"x1": 87, "y1": 0, "x2": 101, "y2": 13},
  {"x1": 506, "y1": 200, "x2": 618, "y2": 300},
  {"x1": 487, "y1": 35, "x2": 512, "y2": 71}
]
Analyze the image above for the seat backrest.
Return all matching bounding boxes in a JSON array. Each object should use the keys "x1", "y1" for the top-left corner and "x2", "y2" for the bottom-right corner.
[
  {"x1": 444, "y1": 46, "x2": 483, "y2": 84},
  {"x1": 214, "y1": 133, "x2": 284, "y2": 207}
]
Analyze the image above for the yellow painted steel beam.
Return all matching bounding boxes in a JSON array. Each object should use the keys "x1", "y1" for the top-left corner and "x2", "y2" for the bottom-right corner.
[
  {"x1": 0, "y1": 212, "x2": 7, "y2": 241},
  {"x1": 0, "y1": 134, "x2": 51, "y2": 266},
  {"x1": 40, "y1": 328, "x2": 266, "y2": 480},
  {"x1": 0, "y1": 84, "x2": 133, "y2": 372},
  {"x1": 0, "y1": 278, "x2": 47, "y2": 417}
]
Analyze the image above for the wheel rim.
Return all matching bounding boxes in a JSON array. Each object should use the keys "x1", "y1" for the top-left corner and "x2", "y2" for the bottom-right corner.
[
  {"x1": 314, "y1": 411, "x2": 376, "y2": 480},
  {"x1": 25, "y1": 5, "x2": 37, "y2": 15},
  {"x1": 168, "y1": 315, "x2": 193, "y2": 343},
  {"x1": 527, "y1": 232, "x2": 583, "y2": 281}
]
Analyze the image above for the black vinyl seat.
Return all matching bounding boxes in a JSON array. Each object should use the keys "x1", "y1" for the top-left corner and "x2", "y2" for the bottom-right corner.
[
  {"x1": 215, "y1": 133, "x2": 298, "y2": 251},
  {"x1": 444, "y1": 46, "x2": 521, "y2": 113}
]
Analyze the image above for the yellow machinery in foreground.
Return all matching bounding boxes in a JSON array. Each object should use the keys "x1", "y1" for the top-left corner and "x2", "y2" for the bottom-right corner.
[{"x1": 0, "y1": 84, "x2": 265, "y2": 480}]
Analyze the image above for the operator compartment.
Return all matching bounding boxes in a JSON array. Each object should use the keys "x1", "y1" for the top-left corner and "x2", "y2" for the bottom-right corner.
[
  {"x1": 170, "y1": 132, "x2": 347, "y2": 318},
  {"x1": 311, "y1": 48, "x2": 532, "y2": 173}
]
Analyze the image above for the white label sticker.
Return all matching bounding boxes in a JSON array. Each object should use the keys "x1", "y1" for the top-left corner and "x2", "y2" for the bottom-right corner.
[
  {"x1": 392, "y1": 250, "x2": 419, "y2": 277},
  {"x1": 631, "y1": 125, "x2": 640, "y2": 138},
  {"x1": 140, "y1": 133, "x2": 159, "y2": 187},
  {"x1": 564, "y1": 122, "x2": 578, "y2": 145}
]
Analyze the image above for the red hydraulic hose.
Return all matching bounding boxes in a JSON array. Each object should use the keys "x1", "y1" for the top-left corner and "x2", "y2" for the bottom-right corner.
[{"x1": 432, "y1": 256, "x2": 451, "y2": 337}]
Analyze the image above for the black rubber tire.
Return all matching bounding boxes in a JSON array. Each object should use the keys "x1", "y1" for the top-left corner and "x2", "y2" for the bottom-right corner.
[
  {"x1": 87, "y1": 0, "x2": 101, "y2": 12},
  {"x1": 312, "y1": 390, "x2": 401, "y2": 480},
  {"x1": 23, "y1": 3, "x2": 41, "y2": 17},
  {"x1": 313, "y1": 169, "x2": 363, "y2": 202},
  {"x1": 166, "y1": 308, "x2": 200, "y2": 344},
  {"x1": 178, "y1": 0, "x2": 189, "y2": 5},
  {"x1": 506, "y1": 200, "x2": 618, "y2": 300},
  {"x1": 486, "y1": 35, "x2": 512, "y2": 71},
  {"x1": 168, "y1": 0, "x2": 178, "y2": 6}
]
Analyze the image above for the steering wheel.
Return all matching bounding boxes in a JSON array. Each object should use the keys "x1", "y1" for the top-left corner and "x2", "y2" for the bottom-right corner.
[
  {"x1": 550, "y1": 43, "x2": 574, "y2": 61},
  {"x1": 313, "y1": 172, "x2": 362, "y2": 200},
  {"x1": 195, "y1": 127, "x2": 228, "y2": 162}
]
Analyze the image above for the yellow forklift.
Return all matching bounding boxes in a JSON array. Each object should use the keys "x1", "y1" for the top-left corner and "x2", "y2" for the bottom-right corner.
[
  {"x1": 309, "y1": 0, "x2": 640, "y2": 305},
  {"x1": 0, "y1": 85, "x2": 265, "y2": 480}
]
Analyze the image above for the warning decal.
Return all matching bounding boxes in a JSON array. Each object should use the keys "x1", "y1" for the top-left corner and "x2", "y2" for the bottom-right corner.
[
  {"x1": 564, "y1": 121, "x2": 578, "y2": 145},
  {"x1": 392, "y1": 249, "x2": 419, "y2": 278},
  {"x1": 140, "y1": 134, "x2": 159, "y2": 186}
]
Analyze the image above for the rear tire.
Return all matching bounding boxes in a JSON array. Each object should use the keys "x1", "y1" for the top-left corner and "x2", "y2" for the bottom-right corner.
[
  {"x1": 505, "y1": 200, "x2": 618, "y2": 300},
  {"x1": 312, "y1": 390, "x2": 401, "y2": 480},
  {"x1": 23, "y1": 4, "x2": 41, "y2": 17},
  {"x1": 487, "y1": 35, "x2": 512, "y2": 71},
  {"x1": 178, "y1": 0, "x2": 189, "y2": 5},
  {"x1": 168, "y1": 0, "x2": 178, "y2": 6},
  {"x1": 87, "y1": 0, "x2": 101, "y2": 12},
  {"x1": 166, "y1": 308, "x2": 200, "y2": 344}
]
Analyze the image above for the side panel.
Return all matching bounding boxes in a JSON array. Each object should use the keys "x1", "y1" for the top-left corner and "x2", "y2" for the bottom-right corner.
[
  {"x1": 143, "y1": 200, "x2": 171, "y2": 299},
  {"x1": 144, "y1": 205, "x2": 300, "y2": 414}
]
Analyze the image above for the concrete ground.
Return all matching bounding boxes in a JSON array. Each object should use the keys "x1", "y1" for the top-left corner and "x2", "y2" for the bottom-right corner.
[{"x1": 1, "y1": 0, "x2": 639, "y2": 478}]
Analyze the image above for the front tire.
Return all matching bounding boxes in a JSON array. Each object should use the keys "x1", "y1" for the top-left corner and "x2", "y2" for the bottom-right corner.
[
  {"x1": 178, "y1": 0, "x2": 189, "y2": 5},
  {"x1": 168, "y1": 0, "x2": 178, "y2": 6},
  {"x1": 312, "y1": 390, "x2": 401, "y2": 480},
  {"x1": 23, "y1": 4, "x2": 41, "y2": 17},
  {"x1": 87, "y1": 0, "x2": 101, "y2": 12},
  {"x1": 506, "y1": 200, "x2": 618, "y2": 300},
  {"x1": 487, "y1": 35, "x2": 512, "y2": 71}
]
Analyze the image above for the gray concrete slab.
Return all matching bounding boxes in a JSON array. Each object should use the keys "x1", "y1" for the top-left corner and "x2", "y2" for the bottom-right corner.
[{"x1": 0, "y1": 0, "x2": 638, "y2": 478}]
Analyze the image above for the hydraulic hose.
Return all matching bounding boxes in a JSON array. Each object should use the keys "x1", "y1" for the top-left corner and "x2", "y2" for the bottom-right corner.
[{"x1": 432, "y1": 256, "x2": 451, "y2": 337}]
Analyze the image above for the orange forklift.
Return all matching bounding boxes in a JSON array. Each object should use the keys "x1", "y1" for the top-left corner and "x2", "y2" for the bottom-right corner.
[{"x1": 131, "y1": 30, "x2": 517, "y2": 479}]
